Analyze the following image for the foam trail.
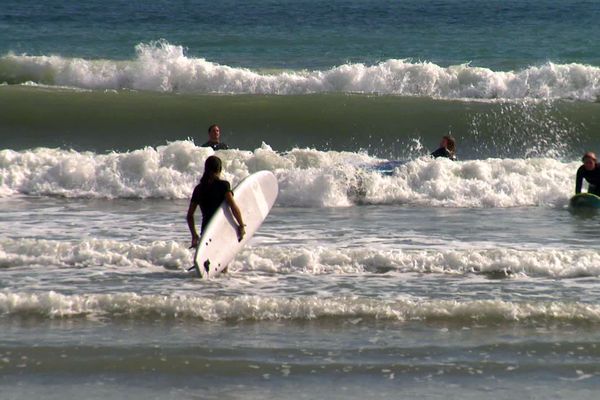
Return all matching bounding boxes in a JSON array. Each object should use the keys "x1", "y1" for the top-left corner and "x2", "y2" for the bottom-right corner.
[
  {"x1": 3, "y1": 238, "x2": 600, "y2": 279},
  {"x1": 0, "y1": 141, "x2": 579, "y2": 207},
  {"x1": 2, "y1": 41, "x2": 600, "y2": 100},
  {"x1": 2, "y1": 291, "x2": 600, "y2": 323},
  {"x1": 238, "y1": 246, "x2": 600, "y2": 278},
  {"x1": 0, "y1": 238, "x2": 190, "y2": 270}
]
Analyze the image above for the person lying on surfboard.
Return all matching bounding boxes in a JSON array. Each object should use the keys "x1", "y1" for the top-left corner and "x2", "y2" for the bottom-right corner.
[
  {"x1": 186, "y1": 155, "x2": 245, "y2": 249},
  {"x1": 431, "y1": 135, "x2": 456, "y2": 161},
  {"x1": 575, "y1": 152, "x2": 600, "y2": 196},
  {"x1": 201, "y1": 124, "x2": 229, "y2": 151}
]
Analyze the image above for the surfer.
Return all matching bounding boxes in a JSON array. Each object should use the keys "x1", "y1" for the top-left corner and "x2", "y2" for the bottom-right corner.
[
  {"x1": 201, "y1": 124, "x2": 229, "y2": 151},
  {"x1": 431, "y1": 135, "x2": 456, "y2": 160},
  {"x1": 187, "y1": 155, "x2": 245, "y2": 249},
  {"x1": 575, "y1": 152, "x2": 600, "y2": 195}
]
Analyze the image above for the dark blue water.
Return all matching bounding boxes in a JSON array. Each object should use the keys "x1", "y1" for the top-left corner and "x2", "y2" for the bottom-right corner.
[{"x1": 2, "y1": 0, "x2": 599, "y2": 69}]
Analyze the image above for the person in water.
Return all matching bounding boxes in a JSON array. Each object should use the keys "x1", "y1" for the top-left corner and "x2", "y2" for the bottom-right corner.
[
  {"x1": 431, "y1": 135, "x2": 456, "y2": 160},
  {"x1": 575, "y1": 151, "x2": 600, "y2": 196},
  {"x1": 201, "y1": 124, "x2": 229, "y2": 151},
  {"x1": 187, "y1": 155, "x2": 245, "y2": 249}
]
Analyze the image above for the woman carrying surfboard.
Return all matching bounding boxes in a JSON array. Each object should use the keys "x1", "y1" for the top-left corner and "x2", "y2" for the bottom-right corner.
[{"x1": 187, "y1": 155, "x2": 245, "y2": 248}]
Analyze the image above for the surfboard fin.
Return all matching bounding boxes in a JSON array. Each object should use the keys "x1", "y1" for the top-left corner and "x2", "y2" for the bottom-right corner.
[
  {"x1": 186, "y1": 260, "x2": 209, "y2": 278},
  {"x1": 188, "y1": 263, "x2": 201, "y2": 277}
]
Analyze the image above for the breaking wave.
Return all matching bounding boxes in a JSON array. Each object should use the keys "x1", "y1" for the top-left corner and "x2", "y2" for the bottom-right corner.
[
  {"x1": 2, "y1": 238, "x2": 600, "y2": 279},
  {"x1": 0, "y1": 141, "x2": 578, "y2": 207},
  {"x1": 2, "y1": 41, "x2": 600, "y2": 100},
  {"x1": 2, "y1": 290, "x2": 600, "y2": 323}
]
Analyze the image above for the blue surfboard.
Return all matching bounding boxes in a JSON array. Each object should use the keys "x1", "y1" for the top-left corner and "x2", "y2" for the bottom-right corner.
[
  {"x1": 371, "y1": 160, "x2": 407, "y2": 176},
  {"x1": 569, "y1": 193, "x2": 600, "y2": 210}
]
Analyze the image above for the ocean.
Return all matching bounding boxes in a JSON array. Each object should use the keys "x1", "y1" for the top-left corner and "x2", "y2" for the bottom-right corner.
[{"x1": 2, "y1": 0, "x2": 600, "y2": 398}]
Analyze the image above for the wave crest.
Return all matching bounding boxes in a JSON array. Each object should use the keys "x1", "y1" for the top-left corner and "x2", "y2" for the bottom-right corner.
[
  {"x1": 2, "y1": 238, "x2": 600, "y2": 279},
  {"x1": 2, "y1": 40, "x2": 600, "y2": 100},
  {"x1": 0, "y1": 141, "x2": 578, "y2": 207},
  {"x1": 2, "y1": 291, "x2": 600, "y2": 323}
]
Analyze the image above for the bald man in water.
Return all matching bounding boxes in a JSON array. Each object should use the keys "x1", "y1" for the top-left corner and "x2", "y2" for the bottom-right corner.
[{"x1": 575, "y1": 152, "x2": 600, "y2": 196}]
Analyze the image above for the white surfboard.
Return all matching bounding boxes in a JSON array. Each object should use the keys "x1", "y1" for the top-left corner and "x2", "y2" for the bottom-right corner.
[{"x1": 191, "y1": 170, "x2": 278, "y2": 279}]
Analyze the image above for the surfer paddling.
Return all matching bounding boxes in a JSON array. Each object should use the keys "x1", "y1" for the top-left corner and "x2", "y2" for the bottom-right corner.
[
  {"x1": 575, "y1": 152, "x2": 600, "y2": 196},
  {"x1": 431, "y1": 135, "x2": 456, "y2": 160},
  {"x1": 201, "y1": 124, "x2": 229, "y2": 151},
  {"x1": 187, "y1": 155, "x2": 245, "y2": 249}
]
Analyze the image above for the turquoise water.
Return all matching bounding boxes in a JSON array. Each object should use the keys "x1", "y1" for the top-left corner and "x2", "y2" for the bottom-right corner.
[
  {"x1": 2, "y1": 0, "x2": 600, "y2": 159},
  {"x1": 2, "y1": 0, "x2": 600, "y2": 69},
  {"x1": 2, "y1": 88, "x2": 597, "y2": 159},
  {"x1": 3, "y1": 1, "x2": 600, "y2": 399}
]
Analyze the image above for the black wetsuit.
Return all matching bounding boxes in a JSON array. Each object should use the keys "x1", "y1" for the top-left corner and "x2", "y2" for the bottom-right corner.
[
  {"x1": 575, "y1": 163, "x2": 600, "y2": 195},
  {"x1": 431, "y1": 147, "x2": 456, "y2": 160},
  {"x1": 201, "y1": 141, "x2": 229, "y2": 151},
  {"x1": 191, "y1": 179, "x2": 232, "y2": 232}
]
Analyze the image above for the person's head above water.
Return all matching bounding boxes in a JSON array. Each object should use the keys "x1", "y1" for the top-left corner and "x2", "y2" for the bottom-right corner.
[
  {"x1": 582, "y1": 151, "x2": 597, "y2": 171},
  {"x1": 204, "y1": 155, "x2": 222, "y2": 175},
  {"x1": 441, "y1": 135, "x2": 456, "y2": 154},
  {"x1": 207, "y1": 124, "x2": 221, "y2": 143},
  {"x1": 201, "y1": 155, "x2": 222, "y2": 184}
]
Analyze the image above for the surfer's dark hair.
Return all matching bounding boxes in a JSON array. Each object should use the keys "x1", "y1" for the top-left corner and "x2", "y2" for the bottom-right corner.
[
  {"x1": 443, "y1": 135, "x2": 456, "y2": 156},
  {"x1": 208, "y1": 124, "x2": 219, "y2": 133},
  {"x1": 582, "y1": 151, "x2": 597, "y2": 162},
  {"x1": 200, "y1": 155, "x2": 222, "y2": 186}
]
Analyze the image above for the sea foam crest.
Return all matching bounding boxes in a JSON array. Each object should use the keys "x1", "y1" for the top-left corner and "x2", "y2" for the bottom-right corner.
[
  {"x1": 239, "y1": 246, "x2": 600, "y2": 278},
  {"x1": 1, "y1": 41, "x2": 599, "y2": 100},
  {"x1": 3, "y1": 238, "x2": 600, "y2": 279},
  {"x1": 0, "y1": 142, "x2": 578, "y2": 207},
  {"x1": 2, "y1": 291, "x2": 600, "y2": 323},
  {"x1": 0, "y1": 238, "x2": 189, "y2": 270}
]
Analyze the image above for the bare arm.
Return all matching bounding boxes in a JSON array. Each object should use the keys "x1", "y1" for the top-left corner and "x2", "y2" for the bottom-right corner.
[
  {"x1": 225, "y1": 192, "x2": 245, "y2": 241},
  {"x1": 186, "y1": 201, "x2": 200, "y2": 248}
]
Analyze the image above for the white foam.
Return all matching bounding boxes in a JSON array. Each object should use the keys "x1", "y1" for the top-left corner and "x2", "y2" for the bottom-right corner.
[
  {"x1": 0, "y1": 238, "x2": 190, "y2": 270},
  {"x1": 2, "y1": 290, "x2": 600, "y2": 323},
  {"x1": 2, "y1": 238, "x2": 600, "y2": 279},
  {"x1": 0, "y1": 142, "x2": 579, "y2": 207},
  {"x1": 2, "y1": 40, "x2": 600, "y2": 100},
  {"x1": 238, "y1": 246, "x2": 600, "y2": 278}
]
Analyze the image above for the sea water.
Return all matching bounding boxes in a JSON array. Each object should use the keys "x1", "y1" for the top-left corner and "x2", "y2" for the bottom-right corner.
[{"x1": 2, "y1": 1, "x2": 600, "y2": 399}]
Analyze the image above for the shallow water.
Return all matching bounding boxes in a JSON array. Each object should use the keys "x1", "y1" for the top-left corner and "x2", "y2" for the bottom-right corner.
[{"x1": 2, "y1": 196, "x2": 600, "y2": 398}]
